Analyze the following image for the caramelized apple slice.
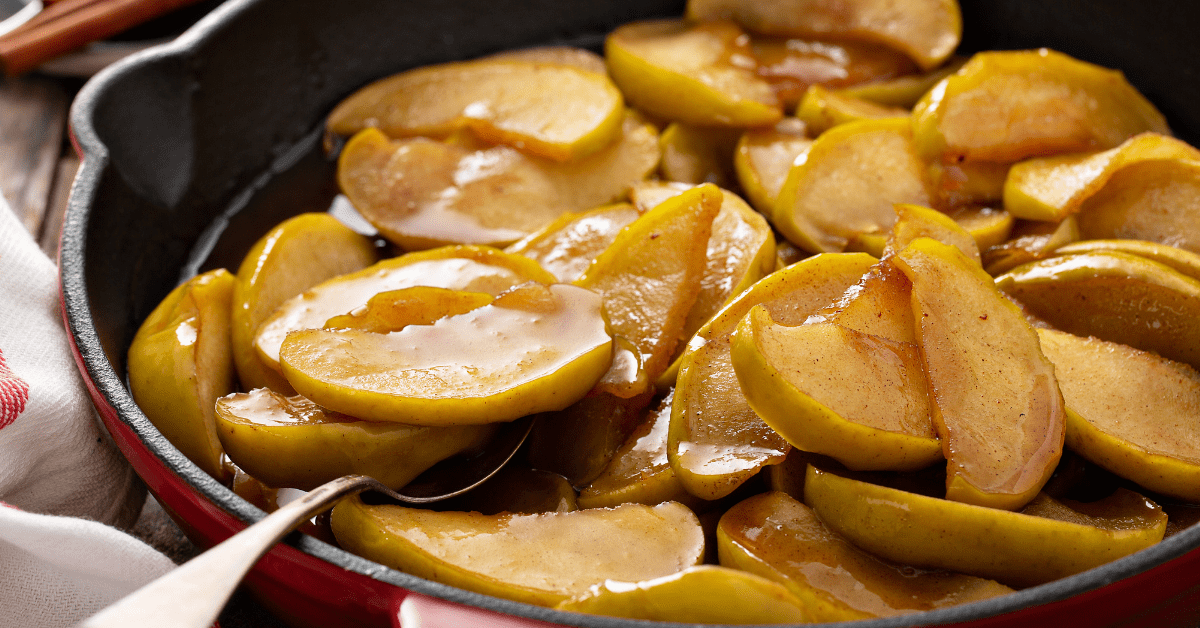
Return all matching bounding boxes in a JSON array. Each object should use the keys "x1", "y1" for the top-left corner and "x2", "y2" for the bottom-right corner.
[
  {"x1": 670, "y1": 253, "x2": 877, "y2": 499},
  {"x1": 837, "y1": 56, "x2": 966, "y2": 108},
  {"x1": 255, "y1": 245, "x2": 553, "y2": 374},
  {"x1": 576, "y1": 184, "x2": 723, "y2": 382},
  {"x1": 214, "y1": 388, "x2": 494, "y2": 490},
  {"x1": 775, "y1": 117, "x2": 933, "y2": 253},
  {"x1": 913, "y1": 49, "x2": 1170, "y2": 164},
  {"x1": 718, "y1": 492, "x2": 1013, "y2": 621},
  {"x1": 1075, "y1": 158, "x2": 1200, "y2": 254},
  {"x1": 556, "y1": 565, "x2": 811, "y2": 623},
  {"x1": 1038, "y1": 329, "x2": 1200, "y2": 503},
  {"x1": 232, "y1": 213, "x2": 378, "y2": 394},
  {"x1": 882, "y1": 203, "x2": 980, "y2": 264},
  {"x1": 331, "y1": 495, "x2": 705, "y2": 607},
  {"x1": 630, "y1": 182, "x2": 777, "y2": 355},
  {"x1": 658, "y1": 122, "x2": 742, "y2": 188},
  {"x1": 485, "y1": 46, "x2": 608, "y2": 75},
  {"x1": 280, "y1": 282, "x2": 613, "y2": 425},
  {"x1": 893, "y1": 238, "x2": 1064, "y2": 510},
  {"x1": 1004, "y1": 133, "x2": 1200, "y2": 221},
  {"x1": 732, "y1": 310, "x2": 941, "y2": 472},
  {"x1": 686, "y1": 0, "x2": 961, "y2": 70},
  {"x1": 1055, "y1": 240, "x2": 1200, "y2": 282},
  {"x1": 127, "y1": 269, "x2": 236, "y2": 481},
  {"x1": 322, "y1": 286, "x2": 494, "y2": 333},
  {"x1": 605, "y1": 19, "x2": 782, "y2": 127},
  {"x1": 527, "y1": 390, "x2": 655, "y2": 488},
  {"x1": 982, "y1": 217, "x2": 1080, "y2": 276},
  {"x1": 749, "y1": 36, "x2": 917, "y2": 108},
  {"x1": 805, "y1": 466, "x2": 1167, "y2": 588},
  {"x1": 326, "y1": 58, "x2": 624, "y2": 162},
  {"x1": 996, "y1": 251, "x2": 1200, "y2": 369},
  {"x1": 504, "y1": 203, "x2": 643, "y2": 283},
  {"x1": 337, "y1": 111, "x2": 659, "y2": 250},
  {"x1": 795, "y1": 85, "x2": 908, "y2": 135},
  {"x1": 733, "y1": 118, "x2": 812, "y2": 218}
]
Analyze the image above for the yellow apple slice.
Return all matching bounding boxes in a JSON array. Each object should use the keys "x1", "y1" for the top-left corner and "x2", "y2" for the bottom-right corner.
[
  {"x1": 605, "y1": 19, "x2": 782, "y2": 127},
  {"x1": 555, "y1": 565, "x2": 811, "y2": 623},
  {"x1": 1038, "y1": 328, "x2": 1200, "y2": 502},
  {"x1": 686, "y1": 0, "x2": 961, "y2": 71},
  {"x1": 1075, "y1": 158, "x2": 1200, "y2": 254},
  {"x1": 579, "y1": 390, "x2": 700, "y2": 510},
  {"x1": 882, "y1": 203, "x2": 981, "y2": 264},
  {"x1": 995, "y1": 250, "x2": 1200, "y2": 369},
  {"x1": 775, "y1": 117, "x2": 933, "y2": 253},
  {"x1": 848, "y1": 203, "x2": 1010, "y2": 259},
  {"x1": 733, "y1": 117, "x2": 812, "y2": 218},
  {"x1": 912, "y1": 49, "x2": 1170, "y2": 164},
  {"x1": 337, "y1": 111, "x2": 660, "y2": 250},
  {"x1": 732, "y1": 310, "x2": 941, "y2": 472},
  {"x1": 232, "y1": 213, "x2": 378, "y2": 394},
  {"x1": 280, "y1": 282, "x2": 612, "y2": 425},
  {"x1": 326, "y1": 58, "x2": 624, "y2": 162},
  {"x1": 576, "y1": 184, "x2": 723, "y2": 382},
  {"x1": 127, "y1": 269, "x2": 236, "y2": 481},
  {"x1": 321, "y1": 286, "x2": 494, "y2": 333},
  {"x1": 330, "y1": 495, "x2": 705, "y2": 607},
  {"x1": 1004, "y1": 133, "x2": 1200, "y2": 222},
  {"x1": 795, "y1": 85, "x2": 908, "y2": 135},
  {"x1": 214, "y1": 388, "x2": 495, "y2": 490},
  {"x1": 505, "y1": 203, "x2": 642, "y2": 283},
  {"x1": 254, "y1": 245, "x2": 554, "y2": 375},
  {"x1": 893, "y1": 238, "x2": 1064, "y2": 510},
  {"x1": 805, "y1": 466, "x2": 1167, "y2": 588},
  {"x1": 930, "y1": 160, "x2": 1010, "y2": 207},
  {"x1": 630, "y1": 181, "x2": 777, "y2": 356},
  {"x1": 1055, "y1": 240, "x2": 1200, "y2": 282},
  {"x1": 657, "y1": 122, "x2": 742, "y2": 188},
  {"x1": 670, "y1": 253, "x2": 877, "y2": 500},
  {"x1": 837, "y1": 56, "x2": 967, "y2": 108},
  {"x1": 947, "y1": 205, "x2": 1014, "y2": 251},
  {"x1": 749, "y1": 36, "x2": 917, "y2": 108},
  {"x1": 718, "y1": 491, "x2": 1013, "y2": 621}
]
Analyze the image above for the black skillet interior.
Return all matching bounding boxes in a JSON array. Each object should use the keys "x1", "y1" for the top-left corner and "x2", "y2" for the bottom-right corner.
[{"x1": 62, "y1": 0, "x2": 1200, "y2": 626}]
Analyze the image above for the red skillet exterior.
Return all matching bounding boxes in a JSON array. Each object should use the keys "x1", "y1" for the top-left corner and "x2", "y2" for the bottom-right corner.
[{"x1": 59, "y1": 0, "x2": 1200, "y2": 626}]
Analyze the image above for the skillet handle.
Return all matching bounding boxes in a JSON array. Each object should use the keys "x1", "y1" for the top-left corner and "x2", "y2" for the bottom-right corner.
[{"x1": 394, "y1": 592, "x2": 562, "y2": 628}]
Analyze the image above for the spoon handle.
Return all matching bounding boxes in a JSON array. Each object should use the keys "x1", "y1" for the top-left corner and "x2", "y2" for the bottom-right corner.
[{"x1": 78, "y1": 474, "x2": 384, "y2": 628}]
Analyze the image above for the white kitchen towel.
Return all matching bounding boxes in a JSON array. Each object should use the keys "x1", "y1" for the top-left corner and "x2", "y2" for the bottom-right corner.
[{"x1": 0, "y1": 194, "x2": 171, "y2": 627}]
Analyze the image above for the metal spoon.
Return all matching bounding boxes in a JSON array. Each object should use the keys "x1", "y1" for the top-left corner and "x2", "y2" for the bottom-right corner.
[
  {"x1": 78, "y1": 415, "x2": 535, "y2": 628},
  {"x1": 0, "y1": 0, "x2": 41, "y2": 37}
]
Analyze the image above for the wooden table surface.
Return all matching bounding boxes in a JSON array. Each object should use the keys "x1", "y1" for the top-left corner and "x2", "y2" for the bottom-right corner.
[{"x1": 1, "y1": 69, "x2": 288, "y2": 628}]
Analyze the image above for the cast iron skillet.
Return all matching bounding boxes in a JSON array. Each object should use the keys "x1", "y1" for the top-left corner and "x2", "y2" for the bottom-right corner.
[{"x1": 60, "y1": 0, "x2": 1200, "y2": 626}]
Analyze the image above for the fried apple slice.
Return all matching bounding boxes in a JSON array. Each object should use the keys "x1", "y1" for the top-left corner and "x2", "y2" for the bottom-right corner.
[
  {"x1": 837, "y1": 56, "x2": 966, "y2": 108},
  {"x1": 1075, "y1": 158, "x2": 1200, "y2": 255},
  {"x1": 893, "y1": 238, "x2": 1064, "y2": 510},
  {"x1": 326, "y1": 58, "x2": 624, "y2": 162},
  {"x1": 1004, "y1": 133, "x2": 1200, "y2": 222},
  {"x1": 1055, "y1": 240, "x2": 1200, "y2": 282},
  {"x1": 658, "y1": 122, "x2": 742, "y2": 188},
  {"x1": 733, "y1": 118, "x2": 812, "y2": 218},
  {"x1": 670, "y1": 253, "x2": 876, "y2": 499},
  {"x1": 749, "y1": 36, "x2": 917, "y2": 108},
  {"x1": 718, "y1": 491, "x2": 1013, "y2": 621},
  {"x1": 280, "y1": 282, "x2": 612, "y2": 425},
  {"x1": 254, "y1": 245, "x2": 553, "y2": 374},
  {"x1": 331, "y1": 495, "x2": 705, "y2": 607},
  {"x1": 127, "y1": 269, "x2": 236, "y2": 481},
  {"x1": 805, "y1": 466, "x2": 1166, "y2": 588},
  {"x1": 605, "y1": 19, "x2": 782, "y2": 127},
  {"x1": 504, "y1": 203, "x2": 643, "y2": 284},
  {"x1": 912, "y1": 49, "x2": 1170, "y2": 164},
  {"x1": 795, "y1": 85, "x2": 907, "y2": 135},
  {"x1": 1038, "y1": 329, "x2": 1200, "y2": 503},
  {"x1": 686, "y1": 0, "x2": 961, "y2": 70},
  {"x1": 576, "y1": 184, "x2": 723, "y2": 382},
  {"x1": 996, "y1": 250, "x2": 1200, "y2": 369},
  {"x1": 775, "y1": 117, "x2": 933, "y2": 253},
  {"x1": 214, "y1": 388, "x2": 494, "y2": 490},
  {"x1": 337, "y1": 111, "x2": 659, "y2": 250},
  {"x1": 555, "y1": 565, "x2": 811, "y2": 623},
  {"x1": 232, "y1": 213, "x2": 378, "y2": 394}
]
